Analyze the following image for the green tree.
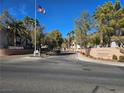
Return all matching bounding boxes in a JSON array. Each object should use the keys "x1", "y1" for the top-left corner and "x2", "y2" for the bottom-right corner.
[
  {"x1": 67, "y1": 32, "x2": 71, "y2": 48},
  {"x1": 110, "y1": 1, "x2": 124, "y2": 46},
  {"x1": 0, "y1": 10, "x2": 15, "y2": 25},
  {"x1": 67, "y1": 31, "x2": 75, "y2": 48},
  {"x1": 23, "y1": 16, "x2": 44, "y2": 47},
  {"x1": 94, "y1": 2, "x2": 113, "y2": 47},
  {"x1": 75, "y1": 29, "x2": 83, "y2": 47},
  {"x1": 7, "y1": 20, "x2": 26, "y2": 46},
  {"x1": 31, "y1": 26, "x2": 44, "y2": 47},
  {"x1": 45, "y1": 30, "x2": 63, "y2": 50},
  {"x1": 0, "y1": 22, "x2": 6, "y2": 31},
  {"x1": 0, "y1": 10, "x2": 19, "y2": 46},
  {"x1": 75, "y1": 12, "x2": 90, "y2": 48},
  {"x1": 61, "y1": 38, "x2": 68, "y2": 49},
  {"x1": 89, "y1": 32, "x2": 100, "y2": 47},
  {"x1": 94, "y1": 0, "x2": 124, "y2": 47}
]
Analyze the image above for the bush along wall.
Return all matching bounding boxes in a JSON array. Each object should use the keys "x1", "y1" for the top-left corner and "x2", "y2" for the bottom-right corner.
[
  {"x1": 112, "y1": 55, "x2": 118, "y2": 60},
  {"x1": 119, "y1": 56, "x2": 124, "y2": 62}
]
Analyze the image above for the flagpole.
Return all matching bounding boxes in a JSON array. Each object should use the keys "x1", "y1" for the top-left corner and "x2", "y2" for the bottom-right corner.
[
  {"x1": 34, "y1": 0, "x2": 37, "y2": 56},
  {"x1": 34, "y1": 0, "x2": 45, "y2": 56}
]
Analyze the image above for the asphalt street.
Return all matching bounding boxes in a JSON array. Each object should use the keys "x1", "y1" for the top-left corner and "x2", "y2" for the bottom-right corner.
[{"x1": 0, "y1": 54, "x2": 124, "y2": 93}]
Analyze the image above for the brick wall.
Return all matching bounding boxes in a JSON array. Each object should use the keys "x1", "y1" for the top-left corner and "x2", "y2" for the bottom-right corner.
[{"x1": 0, "y1": 49, "x2": 33, "y2": 56}]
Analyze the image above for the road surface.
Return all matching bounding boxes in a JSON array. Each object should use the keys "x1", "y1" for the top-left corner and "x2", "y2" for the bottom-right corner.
[{"x1": 0, "y1": 54, "x2": 124, "y2": 93}]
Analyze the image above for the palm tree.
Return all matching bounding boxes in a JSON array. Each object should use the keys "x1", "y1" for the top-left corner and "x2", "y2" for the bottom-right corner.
[
  {"x1": 94, "y1": 0, "x2": 124, "y2": 47},
  {"x1": 108, "y1": 0, "x2": 124, "y2": 46},
  {"x1": 23, "y1": 16, "x2": 36, "y2": 47},
  {"x1": 7, "y1": 20, "x2": 26, "y2": 46},
  {"x1": 23, "y1": 16, "x2": 45, "y2": 49},
  {"x1": 94, "y1": 6, "x2": 106, "y2": 47},
  {"x1": 94, "y1": 2, "x2": 115, "y2": 47},
  {"x1": 0, "y1": 10, "x2": 16, "y2": 46},
  {"x1": 23, "y1": 16, "x2": 40, "y2": 31},
  {"x1": 0, "y1": 23, "x2": 5, "y2": 31}
]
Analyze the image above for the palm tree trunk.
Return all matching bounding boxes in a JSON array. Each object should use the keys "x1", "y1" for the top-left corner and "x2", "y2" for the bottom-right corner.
[
  {"x1": 14, "y1": 30, "x2": 16, "y2": 46},
  {"x1": 108, "y1": 33, "x2": 111, "y2": 47},
  {"x1": 26, "y1": 38, "x2": 27, "y2": 48},
  {"x1": 100, "y1": 31, "x2": 103, "y2": 47}
]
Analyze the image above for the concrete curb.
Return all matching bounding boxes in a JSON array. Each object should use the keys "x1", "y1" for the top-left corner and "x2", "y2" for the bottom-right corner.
[
  {"x1": 0, "y1": 54, "x2": 50, "y2": 63},
  {"x1": 77, "y1": 53, "x2": 124, "y2": 67}
]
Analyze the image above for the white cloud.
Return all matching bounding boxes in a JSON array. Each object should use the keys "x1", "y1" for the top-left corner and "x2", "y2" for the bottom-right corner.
[
  {"x1": 19, "y1": 5, "x2": 27, "y2": 15},
  {"x1": 9, "y1": 8, "x2": 17, "y2": 16},
  {"x1": 9, "y1": 4, "x2": 27, "y2": 17}
]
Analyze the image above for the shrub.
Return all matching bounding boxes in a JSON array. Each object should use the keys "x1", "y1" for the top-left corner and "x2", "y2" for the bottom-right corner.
[
  {"x1": 80, "y1": 52, "x2": 85, "y2": 55},
  {"x1": 119, "y1": 56, "x2": 124, "y2": 62},
  {"x1": 112, "y1": 55, "x2": 118, "y2": 60}
]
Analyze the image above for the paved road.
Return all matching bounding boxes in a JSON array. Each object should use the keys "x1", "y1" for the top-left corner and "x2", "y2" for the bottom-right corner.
[{"x1": 0, "y1": 54, "x2": 124, "y2": 93}]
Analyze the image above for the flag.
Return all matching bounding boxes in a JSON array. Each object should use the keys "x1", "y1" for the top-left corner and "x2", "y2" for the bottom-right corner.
[{"x1": 38, "y1": 5, "x2": 45, "y2": 14}]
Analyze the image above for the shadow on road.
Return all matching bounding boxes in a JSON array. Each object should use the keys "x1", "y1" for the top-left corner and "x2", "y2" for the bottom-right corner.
[
  {"x1": 91, "y1": 85, "x2": 116, "y2": 93},
  {"x1": 58, "y1": 52, "x2": 76, "y2": 55},
  {"x1": 91, "y1": 86, "x2": 99, "y2": 93},
  {"x1": 47, "y1": 52, "x2": 76, "y2": 56}
]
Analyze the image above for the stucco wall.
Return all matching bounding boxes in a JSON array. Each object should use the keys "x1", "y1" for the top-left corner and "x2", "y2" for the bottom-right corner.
[{"x1": 80, "y1": 48, "x2": 124, "y2": 60}]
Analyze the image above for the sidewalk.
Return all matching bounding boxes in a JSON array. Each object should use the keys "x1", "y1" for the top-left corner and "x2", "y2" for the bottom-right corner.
[
  {"x1": 77, "y1": 53, "x2": 124, "y2": 67},
  {"x1": 0, "y1": 54, "x2": 33, "y2": 59},
  {"x1": 0, "y1": 54, "x2": 50, "y2": 63}
]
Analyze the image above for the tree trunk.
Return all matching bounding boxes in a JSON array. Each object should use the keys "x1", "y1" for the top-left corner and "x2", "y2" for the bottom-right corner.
[
  {"x1": 100, "y1": 31, "x2": 103, "y2": 47},
  {"x1": 14, "y1": 30, "x2": 16, "y2": 46}
]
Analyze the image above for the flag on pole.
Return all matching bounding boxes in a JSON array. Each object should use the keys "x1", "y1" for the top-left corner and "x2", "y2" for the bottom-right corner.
[{"x1": 38, "y1": 5, "x2": 45, "y2": 14}]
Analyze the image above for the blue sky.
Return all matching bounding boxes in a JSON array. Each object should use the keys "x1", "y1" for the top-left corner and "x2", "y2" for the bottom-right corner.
[{"x1": 1, "y1": 0, "x2": 124, "y2": 37}]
